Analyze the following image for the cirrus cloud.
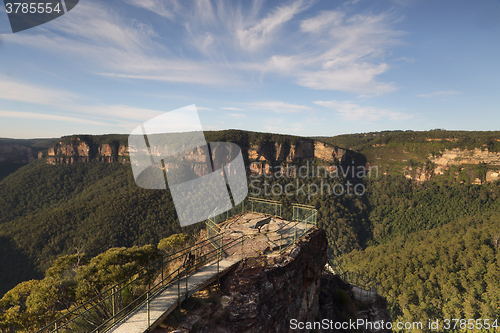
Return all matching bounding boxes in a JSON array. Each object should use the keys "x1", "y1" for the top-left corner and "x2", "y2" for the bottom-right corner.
[
  {"x1": 314, "y1": 100, "x2": 412, "y2": 121},
  {"x1": 417, "y1": 90, "x2": 461, "y2": 98}
]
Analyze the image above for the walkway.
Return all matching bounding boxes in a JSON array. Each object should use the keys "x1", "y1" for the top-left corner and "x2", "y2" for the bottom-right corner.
[
  {"x1": 107, "y1": 211, "x2": 316, "y2": 333},
  {"x1": 108, "y1": 258, "x2": 239, "y2": 333}
]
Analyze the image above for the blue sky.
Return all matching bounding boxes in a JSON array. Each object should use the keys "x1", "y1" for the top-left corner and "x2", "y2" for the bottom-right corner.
[{"x1": 0, "y1": 0, "x2": 499, "y2": 139}]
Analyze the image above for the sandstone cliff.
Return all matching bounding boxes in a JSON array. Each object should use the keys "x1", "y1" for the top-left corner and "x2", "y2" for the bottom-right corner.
[
  {"x1": 403, "y1": 147, "x2": 500, "y2": 184},
  {"x1": 45, "y1": 138, "x2": 129, "y2": 165},
  {"x1": 157, "y1": 229, "x2": 391, "y2": 333},
  {"x1": 246, "y1": 140, "x2": 359, "y2": 164},
  {"x1": 42, "y1": 136, "x2": 365, "y2": 178}
]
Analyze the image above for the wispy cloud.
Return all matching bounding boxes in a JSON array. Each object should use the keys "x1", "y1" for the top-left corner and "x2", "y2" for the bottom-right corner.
[
  {"x1": 4, "y1": 0, "x2": 406, "y2": 95},
  {"x1": 417, "y1": 90, "x2": 461, "y2": 98},
  {"x1": 196, "y1": 106, "x2": 215, "y2": 111},
  {"x1": 224, "y1": 113, "x2": 247, "y2": 118},
  {"x1": 266, "y1": 10, "x2": 405, "y2": 94},
  {"x1": 0, "y1": 76, "x2": 79, "y2": 106},
  {"x1": 264, "y1": 120, "x2": 304, "y2": 133},
  {"x1": 0, "y1": 77, "x2": 165, "y2": 130},
  {"x1": 0, "y1": 110, "x2": 108, "y2": 126},
  {"x1": 300, "y1": 10, "x2": 344, "y2": 32},
  {"x1": 249, "y1": 101, "x2": 312, "y2": 113},
  {"x1": 237, "y1": 0, "x2": 311, "y2": 52},
  {"x1": 4, "y1": 1, "x2": 237, "y2": 86},
  {"x1": 314, "y1": 100, "x2": 412, "y2": 121},
  {"x1": 221, "y1": 107, "x2": 243, "y2": 111},
  {"x1": 123, "y1": 0, "x2": 178, "y2": 19}
]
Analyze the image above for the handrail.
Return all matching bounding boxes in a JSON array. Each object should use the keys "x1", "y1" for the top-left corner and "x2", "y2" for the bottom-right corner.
[
  {"x1": 291, "y1": 203, "x2": 316, "y2": 209},
  {"x1": 36, "y1": 233, "x2": 225, "y2": 333},
  {"x1": 38, "y1": 198, "x2": 319, "y2": 332},
  {"x1": 92, "y1": 234, "x2": 247, "y2": 333}
]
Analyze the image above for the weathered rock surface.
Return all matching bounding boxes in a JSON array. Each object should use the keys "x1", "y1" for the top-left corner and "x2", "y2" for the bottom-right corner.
[
  {"x1": 431, "y1": 147, "x2": 500, "y2": 166},
  {"x1": 46, "y1": 139, "x2": 129, "y2": 164},
  {"x1": 404, "y1": 148, "x2": 500, "y2": 183},
  {"x1": 43, "y1": 136, "x2": 363, "y2": 173}
]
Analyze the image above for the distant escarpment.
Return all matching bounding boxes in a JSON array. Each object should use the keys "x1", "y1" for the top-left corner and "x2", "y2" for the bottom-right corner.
[
  {"x1": 43, "y1": 136, "x2": 129, "y2": 165},
  {"x1": 40, "y1": 133, "x2": 366, "y2": 172},
  {"x1": 0, "y1": 144, "x2": 37, "y2": 164},
  {"x1": 0, "y1": 138, "x2": 57, "y2": 180}
]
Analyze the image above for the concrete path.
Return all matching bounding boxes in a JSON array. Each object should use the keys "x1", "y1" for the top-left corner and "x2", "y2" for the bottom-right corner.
[{"x1": 108, "y1": 258, "x2": 239, "y2": 333}]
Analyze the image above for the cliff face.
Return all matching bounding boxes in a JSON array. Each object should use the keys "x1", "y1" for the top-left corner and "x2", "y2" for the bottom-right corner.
[
  {"x1": 430, "y1": 147, "x2": 500, "y2": 166},
  {"x1": 45, "y1": 139, "x2": 129, "y2": 165},
  {"x1": 404, "y1": 148, "x2": 500, "y2": 184},
  {"x1": 42, "y1": 137, "x2": 364, "y2": 175},
  {"x1": 246, "y1": 140, "x2": 356, "y2": 164},
  {"x1": 165, "y1": 229, "x2": 391, "y2": 333}
]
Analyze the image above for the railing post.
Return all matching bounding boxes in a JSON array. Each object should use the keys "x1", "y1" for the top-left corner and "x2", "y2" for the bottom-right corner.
[
  {"x1": 217, "y1": 248, "x2": 220, "y2": 289},
  {"x1": 112, "y1": 287, "x2": 116, "y2": 323},
  {"x1": 55, "y1": 321, "x2": 58, "y2": 333},
  {"x1": 178, "y1": 268, "x2": 181, "y2": 313},
  {"x1": 185, "y1": 268, "x2": 188, "y2": 300},
  {"x1": 147, "y1": 291, "x2": 150, "y2": 332}
]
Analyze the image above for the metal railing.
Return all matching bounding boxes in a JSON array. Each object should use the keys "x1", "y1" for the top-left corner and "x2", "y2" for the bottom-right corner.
[
  {"x1": 36, "y1": 233, "x2": 226, "y2": 333},
  {"x1": 325, "y1": 239, "x2": 379, "y2": 303},
  {"x1": 37, "y1": 199, "x2": 319, "y2": 333},
  {"x1": 91, "y1": 234, "x2": 247, "y2": 333},
  {"x1": 206, "y1": 198, "x2": 315, "y2": 240},
  {"x1": 339, "y1": 270, "x2": 379, "y2": 303},
  {"x1": 206, "y1": 197, "x2": 284, "y2": 239}
]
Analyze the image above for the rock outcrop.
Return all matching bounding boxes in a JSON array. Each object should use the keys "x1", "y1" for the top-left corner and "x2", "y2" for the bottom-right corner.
[
  {"x1": 246, "y1": 140, "x2": 358, "y2": 164},
  {"x1": 404, "y1": 148, "x2": 500, "y2": 184},
  {"x1": 46, "y1": 139, "x2": 129, "y2": 165},
  {"x1": 430, "y1": 148, "x2": 500, "y2": 166},
  {"x1": 164, "y1": 229, "x2": 391, "y2": 333}
]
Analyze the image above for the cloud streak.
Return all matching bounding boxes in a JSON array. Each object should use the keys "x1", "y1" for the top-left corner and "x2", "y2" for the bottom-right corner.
[
  {"x1": 221, "y1": 107, "x2": 243, "y2": 111},
  {"x1": 314, "y1": 100, "x2": 412, "y2": 121},
  {"x1": 249, "y1": 101, "x2": 312, "y2": 113},
  {"x1": 0, "y1": 110, "x2": 109, "y2": 126},
  {"x1": 0, "y1": 77, "x2": 166, "y2": 130},
  {"x1": 0, "y1": 76, "x2": 79, "y2": 106},
  {"x1": 417, "y1": 90, "x2": 461, "y2": 98}
]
